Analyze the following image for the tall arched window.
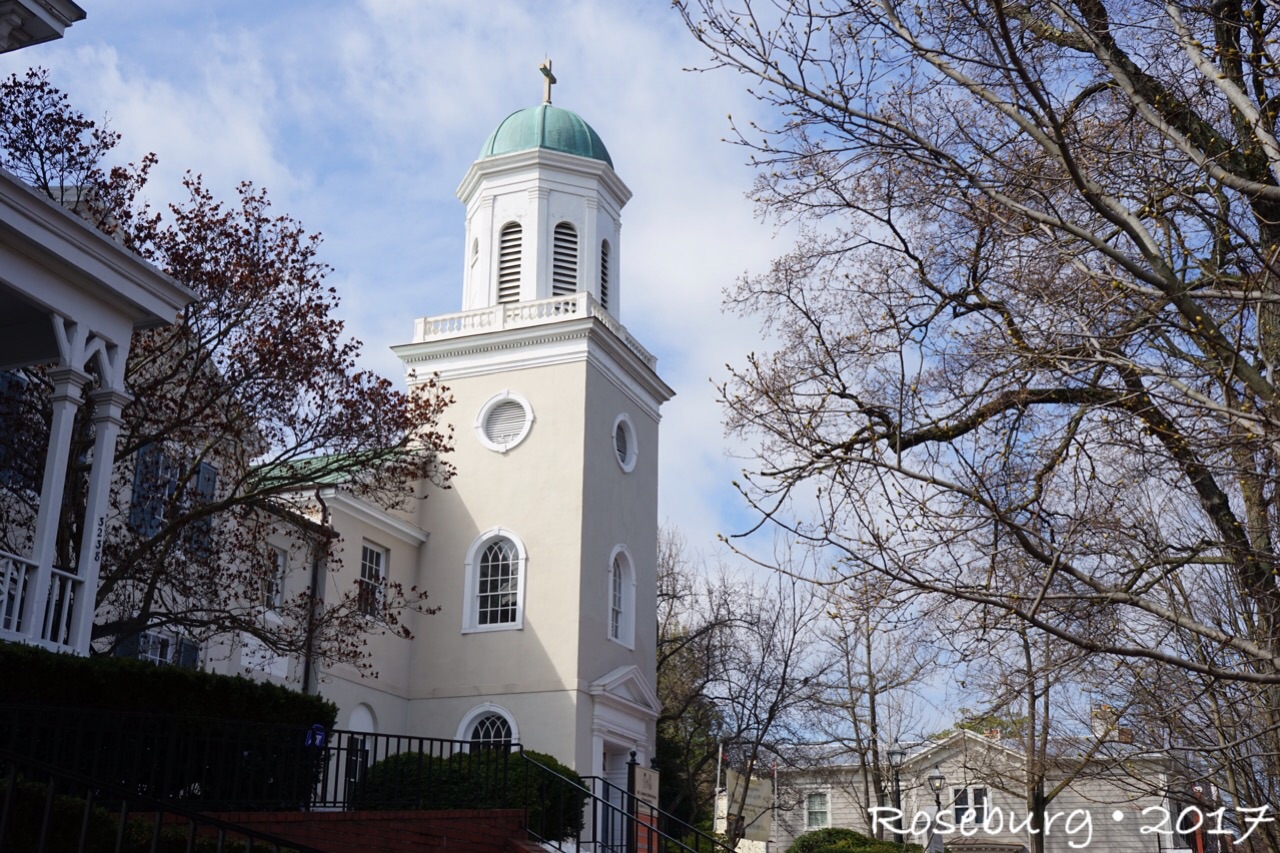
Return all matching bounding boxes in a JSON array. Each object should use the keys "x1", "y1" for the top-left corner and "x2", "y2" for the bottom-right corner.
[
  {"x1": 552, "y1": 222, "x2": 578, "y2": 296},
  {"x1": 600, "y1": 239, "x2": 611, "y2": 310},
  {"x1": 463, "y1": 529, "x2": 528, "y2": 632},
  {"x1": 497, "y1": 222, "x2": 522, "y2": 304},
  {"x1": 478, "y1": 539, "x2": 519, "y2": 625},
  {"x1": 607, "y1": 545, "x2": 635, "y2": 647}
]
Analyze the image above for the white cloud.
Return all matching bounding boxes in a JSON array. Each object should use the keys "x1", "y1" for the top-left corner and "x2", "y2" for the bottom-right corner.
[{"x1": 3, "y1": 0, "x2": 791, "y2": 562}]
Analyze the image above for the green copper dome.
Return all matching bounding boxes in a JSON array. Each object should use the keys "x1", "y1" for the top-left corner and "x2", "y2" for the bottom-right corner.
[{"x1": 479, "y1": 104, "x2": 613, "y2": 168}]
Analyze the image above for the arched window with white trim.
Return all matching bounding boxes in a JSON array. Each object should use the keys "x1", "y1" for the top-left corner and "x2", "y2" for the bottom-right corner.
[
  {"x1": 552, "y1": 221, "x2": 578, "y2": 296},
  {"x1": 607, "y1": 545, "x2": 635, "y2": 648},
  {"x1": 463, "y1": 529, "x2": 528, "y2": 632},
  {"x1": 456, "y1": 703, "x2": 519, "y2": 751},
  {"x1": 497, "y1": 221, "x2": 522, "y2": 304}
]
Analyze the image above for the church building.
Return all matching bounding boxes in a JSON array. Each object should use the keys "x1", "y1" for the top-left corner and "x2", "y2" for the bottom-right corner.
[{"x1": 242, "y1": 69, "x2": 674, "y2": 781}]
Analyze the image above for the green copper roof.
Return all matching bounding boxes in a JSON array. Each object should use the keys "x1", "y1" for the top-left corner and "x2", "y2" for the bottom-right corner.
[{"x1": 479, "y1": 104, "x2": 613, "y2": 168}]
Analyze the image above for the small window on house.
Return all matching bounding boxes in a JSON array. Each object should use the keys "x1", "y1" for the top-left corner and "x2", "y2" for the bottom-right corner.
[
  {"x1": 262, "y1": 546, "x2": 286, "y2": 609},
  {"x1": 600, "y1": 240, "x2": 611, "y2": 310},
  {"x1": 806, "y1": 792, "x2": 829, "y2": 829},
  {"x1": 497, "y1": 221, "x2": 522, "y2": 303},
  {"x1": 613, "y1": 413, "x2": 637, "y2": 473},
  {"x1": 471, "y1": 237, "x2": 479, "y2": 266},
  {"x1": 128, "y1": 631, "x2": 200, "y2": 669},
  {"x1": 475, "y1": 391, "x2": 534, "y2": 453},
  {"x1": 469, "y1": 713, "x2": 514, "y2": 749},
  {"x1": 359, "y1": 543, "x2": 387, "y2": 618},
  {"x1": 954, "y1": 787, "x2": 987, "y2": 827},
  {"x1": 552, "y1": 221, "x2": 578, "y2": 296}
]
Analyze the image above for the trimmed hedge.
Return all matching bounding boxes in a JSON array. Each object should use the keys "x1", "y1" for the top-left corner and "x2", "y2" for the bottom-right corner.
[
  {"x1": 790, "y1": 827, "x2": 924, "y2": 853},
  {"x1": 353, "y1": 748, "x2": 587, "y2": 840},
  {"x1": 0, "y1": 640, "x2": 336, "y2": 727},
  {"x1": 0, "y1": 641, "x2": 337, "y2": 810}
]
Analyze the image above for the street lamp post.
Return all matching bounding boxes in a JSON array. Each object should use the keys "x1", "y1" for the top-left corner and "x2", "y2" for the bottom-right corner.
[
  {"x1": 887, "y1": 741, "x2": 906, "y2": 846},
  {"x1": 926, "y1": 766, "x2": 946, "y2": 852}
]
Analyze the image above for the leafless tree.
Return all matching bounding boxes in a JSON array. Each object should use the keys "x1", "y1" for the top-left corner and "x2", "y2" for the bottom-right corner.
[{"x1": 677, "y1": 0, "x2": 1280, "y2": 836}]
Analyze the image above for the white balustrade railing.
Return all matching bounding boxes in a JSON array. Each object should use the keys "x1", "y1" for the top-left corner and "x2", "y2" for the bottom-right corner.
[
  {"x1": 413, "y1": 292, "x2": 657, "y2": 369},
  {"x1": 0, "y1": 548, "x2": 82, "y2": 650},
  {"x1": 43, "y1": 565, "x2": 82, "y2": 647},
  {"x1": 0, "y1": 549, "x2": 33, "y2": 635}
]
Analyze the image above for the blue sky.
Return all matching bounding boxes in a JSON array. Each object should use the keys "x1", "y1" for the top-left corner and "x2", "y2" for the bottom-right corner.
[{"x1": 4, "y1": 0, "x2": 794, "y2": 562}]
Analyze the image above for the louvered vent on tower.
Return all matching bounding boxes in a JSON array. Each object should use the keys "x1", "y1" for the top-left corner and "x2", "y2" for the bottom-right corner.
[
  {"x1": 600, "y1": 240, "x2": 611, "y2": 310},
  {"x1": 552, "y1": 222, "x2": 578, "y2": 296},
  {"x1": 497, "y1": 222, "x2": 522, "y2": 303}
]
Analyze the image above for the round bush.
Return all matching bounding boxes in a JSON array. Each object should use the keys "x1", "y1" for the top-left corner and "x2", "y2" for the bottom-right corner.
[
  {"x1": 790, "y1": 827, "x2": 922, "y2": 853},
  {"x1": 352, "y1": 747, "x2": 587, "y2": 841}
]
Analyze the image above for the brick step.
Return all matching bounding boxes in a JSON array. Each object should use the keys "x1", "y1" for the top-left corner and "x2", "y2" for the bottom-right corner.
[{"x1": 204, "y1": 808, "x2": 529, "y2": 853}]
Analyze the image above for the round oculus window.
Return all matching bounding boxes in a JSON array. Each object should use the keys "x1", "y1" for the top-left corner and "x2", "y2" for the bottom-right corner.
[
  {"x1": 613, "y1": 413, "x2": 637, "y2": 473},
  {"x1": 476, "y1": 392, "x2": 533, "y2": 452}
]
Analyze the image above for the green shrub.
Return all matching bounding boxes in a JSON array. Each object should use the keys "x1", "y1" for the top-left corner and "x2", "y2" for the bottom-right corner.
[
  {"x1": 0, "y1": 640, "x2": 336, "y2": 727},
  {"x1": 352, "y1": 748, "x2": 587, "y2": 840},
  {"x1": 0, "y1": 642, "x2": 338, "y2": 810},
  {"x1": 789, "y1": 826, "x2": 923, "y2": 853}
]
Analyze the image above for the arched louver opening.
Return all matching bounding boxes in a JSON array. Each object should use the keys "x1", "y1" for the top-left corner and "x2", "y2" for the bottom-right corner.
[
  {"x1": 600, "y1": 239, "x2": 611, "y2": 310},
  {"x1": 497, "y1": 222, "x2": 522, "y2": 304},
  {"x1": 552, "y1": 222, "x2": 578, "y2": 296}
]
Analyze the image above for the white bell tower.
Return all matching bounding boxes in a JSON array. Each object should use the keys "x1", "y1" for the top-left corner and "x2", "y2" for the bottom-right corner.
[
  {"x1": 392, "y1": 64, "x2": 673, "y2": 780},
  {"x1": 457, "y1": 62, "x2": 630, "y2": 317}
]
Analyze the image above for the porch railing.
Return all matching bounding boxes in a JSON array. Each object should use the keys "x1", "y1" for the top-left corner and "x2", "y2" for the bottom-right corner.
[{"x1": 0, "y1": 549, "x2": 84, "y2": 651}]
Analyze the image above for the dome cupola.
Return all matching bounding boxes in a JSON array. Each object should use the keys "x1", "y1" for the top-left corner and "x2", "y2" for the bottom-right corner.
[
  {"x1": 456, "y1": 61, "x2": 631, "y2": 318},
  {"x1": 479, "y1": 104, "x2": 613, "y2": 167}
]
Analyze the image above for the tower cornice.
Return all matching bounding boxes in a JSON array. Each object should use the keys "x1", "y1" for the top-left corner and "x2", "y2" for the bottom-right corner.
[{"x1": 457, "y1": 147, "x2": 632, "y2": 209}]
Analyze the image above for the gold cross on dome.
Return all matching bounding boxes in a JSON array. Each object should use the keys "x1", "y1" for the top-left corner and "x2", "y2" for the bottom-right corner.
[{"x1": 539, "y1": 59, "x2": 556, "y2": 104}]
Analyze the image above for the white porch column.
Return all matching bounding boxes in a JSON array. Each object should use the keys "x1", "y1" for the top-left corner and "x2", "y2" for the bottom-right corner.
[
  {"x1": 68, "y1": 386, "x2": 131, "y2": 653},
  {"x1": 27, "y1": 364, "x2": 90, "y2": 642}
]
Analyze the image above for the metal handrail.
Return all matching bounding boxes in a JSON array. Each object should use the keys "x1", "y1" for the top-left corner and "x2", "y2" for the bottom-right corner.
[{"x1": 520, "y1": 756, "x2": 734, "y2": 853}]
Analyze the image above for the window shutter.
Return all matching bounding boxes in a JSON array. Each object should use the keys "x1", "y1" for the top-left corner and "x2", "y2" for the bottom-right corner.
[
  {"x1": 177, "y1": 638, "x2": 200, "y2": 669},
  {"x1": 497, "y1": 223, "x2": 522, "y2": 303},
  {"x1": 130, "y1": 444, "x2": 165, "y2": 537},
  {"x1": 552, "y1": 222, "x2": 578, "y2": 296},
  {"x1": 189, "y1": 462, "x2": 218, "y2": 554},
  {"x1": 113, "y1": 633, "x2": 140, "y2": 659}
]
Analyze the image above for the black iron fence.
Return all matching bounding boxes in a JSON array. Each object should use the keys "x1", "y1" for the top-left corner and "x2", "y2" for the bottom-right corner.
[
  {"x1": 0, "y1": 704, "x2": 735, "y2": 853},
  {"x1": 0, "y1": 746, "x2": 328, "y2": 852}
]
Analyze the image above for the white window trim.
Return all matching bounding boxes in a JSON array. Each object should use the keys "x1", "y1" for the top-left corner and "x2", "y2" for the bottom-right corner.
[
  {"x1": 805, "y1": 789, "x2": 831, "y2": 830},
  {"x1": 359, "y1": 541, "x2": 388, "y2": 621},
  {"x1": 455, "y1": 702, "x2": 520, "y2": 748},
  {"x1": 607, "y1": 544, "x2": 636, "y2": 649},
  {"x1": 262, "y1": 545, "x2": 286, "y2": 611},
  {"x1": 475, "y1": 390, "x2": 535, "y2": 453},
  {"x1": 953, "y1": 785, "x2": 988, "y2": 828},
  {"x1": 612, "y1": 412, "x2": 637, "y2": 473},
  {"x1": 462, "y1": 527, "x2": 528, "y2": 633}
]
